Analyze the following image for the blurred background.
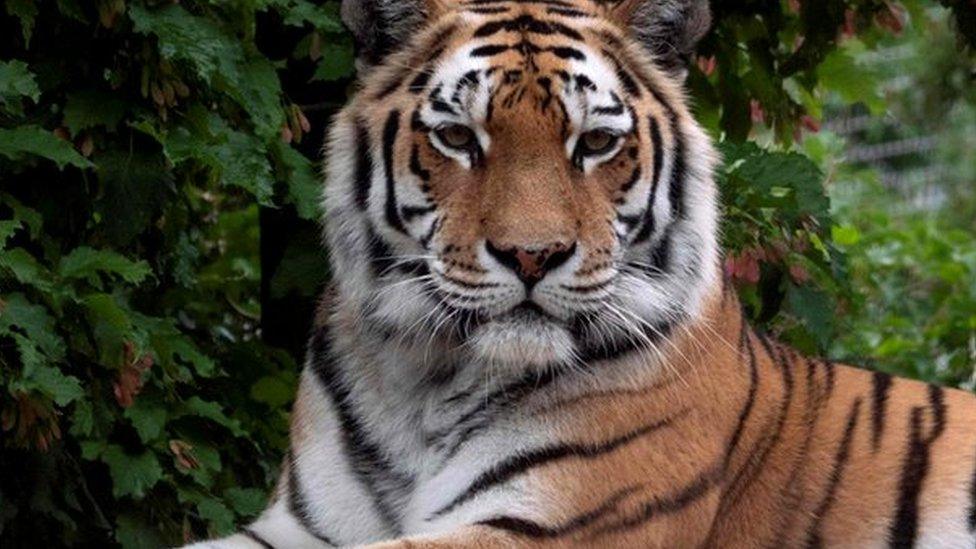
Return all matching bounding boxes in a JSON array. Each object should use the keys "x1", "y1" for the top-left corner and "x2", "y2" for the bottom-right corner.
[{"x1": 0, "y1": 0, "x2": 974, "y2": 546}]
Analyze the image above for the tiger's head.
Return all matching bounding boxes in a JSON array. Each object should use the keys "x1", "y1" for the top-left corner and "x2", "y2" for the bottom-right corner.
[{"x1": 324, "y1": 0, "x2": 719, "y2": 372}]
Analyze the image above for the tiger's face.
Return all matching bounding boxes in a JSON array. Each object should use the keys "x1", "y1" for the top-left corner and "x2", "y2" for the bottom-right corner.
[{"x1": 325, "y1": 0, "x2": 717, "y2": 371}]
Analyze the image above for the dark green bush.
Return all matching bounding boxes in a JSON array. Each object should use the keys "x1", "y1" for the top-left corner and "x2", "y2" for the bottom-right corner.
[{"x1": 0, "y1": 0, "x2": 973, "y2": 546}]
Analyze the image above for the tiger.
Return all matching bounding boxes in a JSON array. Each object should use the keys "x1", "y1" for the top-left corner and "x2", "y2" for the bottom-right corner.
[{"x1": 185, "y1": 0, "x2": 976, "y2": 547}]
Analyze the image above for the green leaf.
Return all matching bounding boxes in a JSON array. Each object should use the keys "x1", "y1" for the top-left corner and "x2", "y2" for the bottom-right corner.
[
  {"x1": 62, "y1": 90, "x2": 128, "y2": 136},
  {"x1": 311, "y1": 41, "x2": 355, "y2": 82},
  {"x1": 115, "y1": 513, "x2": 165, "y2": 549},
  {"x1": 0, "y1": 59, "x2": 40, "y2": 114},
  {"x1": 59, "y1": 247, "x2": 152, "y2": 285},
  {"x1": 0, "y1": 219, "x2": 21, "y2": 245},
  {"x1": 70, "y1": 399, "x2": 94, "y2": 437},
  {"x1": 234, "y1": 59, "x2": 285, "y2": 141},
  {"x1": 0, "y1": 247, "x2": 55, "y2": 292},
  {"x1": 832, "y1": 224, "x2": 861, "y2": 247},
  {"x1": 275, "y1": 142, "x2": 322, "y2": 220},
  {"x1": 0, "y1": 192, "x2": 43, "y2": 238},
  {"x1": 785, "y1": 284, "x2": 834, "y2": 348},
  {"x1": 28, "y1": 363, "x2": 84, "y2": 406},
  {"x1": 93, "y1": 150, "x2": 173, "y2": 246},
  {"x1": 124, "y1": 397, "x2": 167, "y2": 443},
  {"x1": 101, "y1": 445, "x2": 164, "y2": 498},
  {"x1": 0, "y1": 126, "x2": 94, "y2": 169},
  {"x1": 5, "y1": 0, "x2": 38, "y2": 44},
  {"x1": 153, "y1": 108, "x2": 275, "y2": 204},
  {"x1": 224, "y1": 487, "x2": 267, "y2": 518},
  {"x1": 277, "y1": 0, "x2": 344, "y2": 32},
  {"x1": 128, "y1": 4, "x2": 284, "y2": 138},
  {"x1": 176, "y1": 397, "x2": 245, "y2": 437},
  {"x1": 216, "y1": 129, "x2": 275, "y2": 205},
  {"x1": 80, "y1": 439, "x2": 107, "y2": 460},
  {"x1": 250, "y1": 374, "x2": 294, "y2": 408},
  {"x1": 172, "y1": 441, "x2": 222, "y2": 487},
  {"x1": 818, "y1": 44, "x2": 884, "y2": 114},
  {"x1": 168, "y1": 335, "x2": 217, "y2": 378},
  {"x1": 0, "y1": 292, "x2": 65, "y2": 360},
  {"x1": 9, "y1": 335, "x2": 84, "y2": 406},
  {"x1": 82, "y1": 293, "x2": 134, "y2": 368},
  {"x1": 196, "y1": 497, "x2": 235, "y2": 535}
]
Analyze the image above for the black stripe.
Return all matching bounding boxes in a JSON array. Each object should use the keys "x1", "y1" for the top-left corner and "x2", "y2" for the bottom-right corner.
[
  {"x1": 720, "y1": 333, "x2": 795, "y2": 514},
  {"x1": 666, "y1": 110, "x2": 686, "y2": 220},
  {"x1": 430, "y1": 98, "x2": 457, "y2": 115},
  {"x1": 601, "y1": 49, "x2": 641, "y2": 98},
  {"x1": 400, "y1": 204, "x2": 435, "y2": 222},
  {"x1": 617, "y1": 214, "x2": 640, "y2": 232},
  {"x1": 870, "y1": 370, "x2": 893, "y2": 451},
  {"x1": 593, "y1": 104, "x2": 624, "y2": 115},
  {"x1": 890, "y1": 407, "x2": 928, "y2": 548},
  {"x1": 353, "y1": 124, "x2": 373, "y2": 211},
  {"x1": 407, "y1": 70, "x2": 432, "y2": 94},
  {"x1": 633, "y1": 115, "x2": 665, "y2": 243},
  {"x1": 573, "y1": 314, "x2": 678, "y2": 363},
  {"x1": 590, "y1": 466, "x2": 721, "y2": 535},
  {"x1": 428, "y1": 366, "x2": 564, "y2": 456},
  {"x1": 308, "y1": 328, "x2": 410, "y2": 534},
  {"x1": 471, "y1": 44, "x2": 510, "y2": 57},
  {"x1": 723, "y1": 317, "x2": 760, "y2": 470},
  {"x1": 242, "y1": 527, "x2": 275, "y2": 549},
  {"x1": 465, "y1": 0, "x2": 575, "y2": 6},
  {"x1": 546, "y1": 6, "x2": 591, "y2": 17},
  {"x1": 366, "y1": 226, "x2": 394, "y2": 277},
  {"x1": 430, "y1": 410, "x2": 686, "y2": 519},
  {"x1": 419, "y1": 217, "x2": 440, "y2": 250},
  {"x1": 968, "y1": 446, "x2": 976, "y2": 531},
  {"x1": 410, "y1": 109, "x2": 430, "y2": 132},
  {"x1": 479, "y1": 485, "x2": 640, "y2": 538},
  {"x1": 375, "y1": 68, "x2": 412, "y2": 100},
  {"x1": 805, "y1": 398, "x2": 863, "y2": 548},
  {"x1": 381, "y1": 110, "x2": 407, "y2": 235},
  {"x1": 286, "y1": 451, "x2": 339, "y2": 546},
  {"x1": 472, "y1": 15, "x2": 583, "y2": 40},
  {"x1": 618, "y1": 166, "x2": 641, "y2": 196},
  {"x1": 574, "y1": 73, "x2": 596, "y2": 91},
  {"x1": 592, "y1": 92, "x2": 624, "y2": 116},
  {"x1": 409, "y1": 143, "x2": 431, "y2": 183},
  {"x1": 467, "y1": 6, "x2": 510, "y2": 14},
  {"x1": 646, "y1": 226, "x2": 671, "y2": 275},
  {"x1": 823, "y1": 359, "x2": 836, "y2": 399},
  {"x1": 373, "y1": 27, "x2": 453, "y2": 100},
  {"x1": 889, "y1": 384, "x2": 947, "y2": 548},
  {"x1": 928, "y1": 383, "x2": 947, "y2": 437},
  {"x1": 547, "y1": 46, "x2": 585, "y2": 60}
]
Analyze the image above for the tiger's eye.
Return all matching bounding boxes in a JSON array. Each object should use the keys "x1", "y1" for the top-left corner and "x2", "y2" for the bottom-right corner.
[
  {"x1": 580, "y1": 130, "x2": 616, "y2": 154},
  {"x1": 437, "y1": 124, "x2": 476, "y2": 149}
]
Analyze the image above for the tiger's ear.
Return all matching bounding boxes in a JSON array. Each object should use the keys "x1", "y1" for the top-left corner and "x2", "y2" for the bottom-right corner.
[
  {"x1": 609, "y1": 0, "x2": 711, "y2": 79},
  {"x1": 341, "y1": 0, "x2": 447, "y2": 68}
]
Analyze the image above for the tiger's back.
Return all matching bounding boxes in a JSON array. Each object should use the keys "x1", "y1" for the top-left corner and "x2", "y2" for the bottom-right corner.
[{"x1": 184, "y1": 0, "x2": 976, "y2": 547}]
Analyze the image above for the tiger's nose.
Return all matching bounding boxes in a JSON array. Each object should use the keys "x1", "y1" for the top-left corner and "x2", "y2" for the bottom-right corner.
[{"x1": 485, "y1": 240, "x2": 577, "y2": 288}]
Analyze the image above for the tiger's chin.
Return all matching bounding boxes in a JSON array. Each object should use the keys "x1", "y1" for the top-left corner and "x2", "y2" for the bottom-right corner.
[{"x1": 467, "y1": 304, "x2": 576, "y2": 370}]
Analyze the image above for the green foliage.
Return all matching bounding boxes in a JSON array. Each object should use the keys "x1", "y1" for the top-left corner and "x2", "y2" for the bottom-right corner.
[
  {"x1": 1, "y1": 0, "x2": 338, "y2": 545},
  {"x1": 0, "y1": 0, "x2": 973, "y2": 546}
]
